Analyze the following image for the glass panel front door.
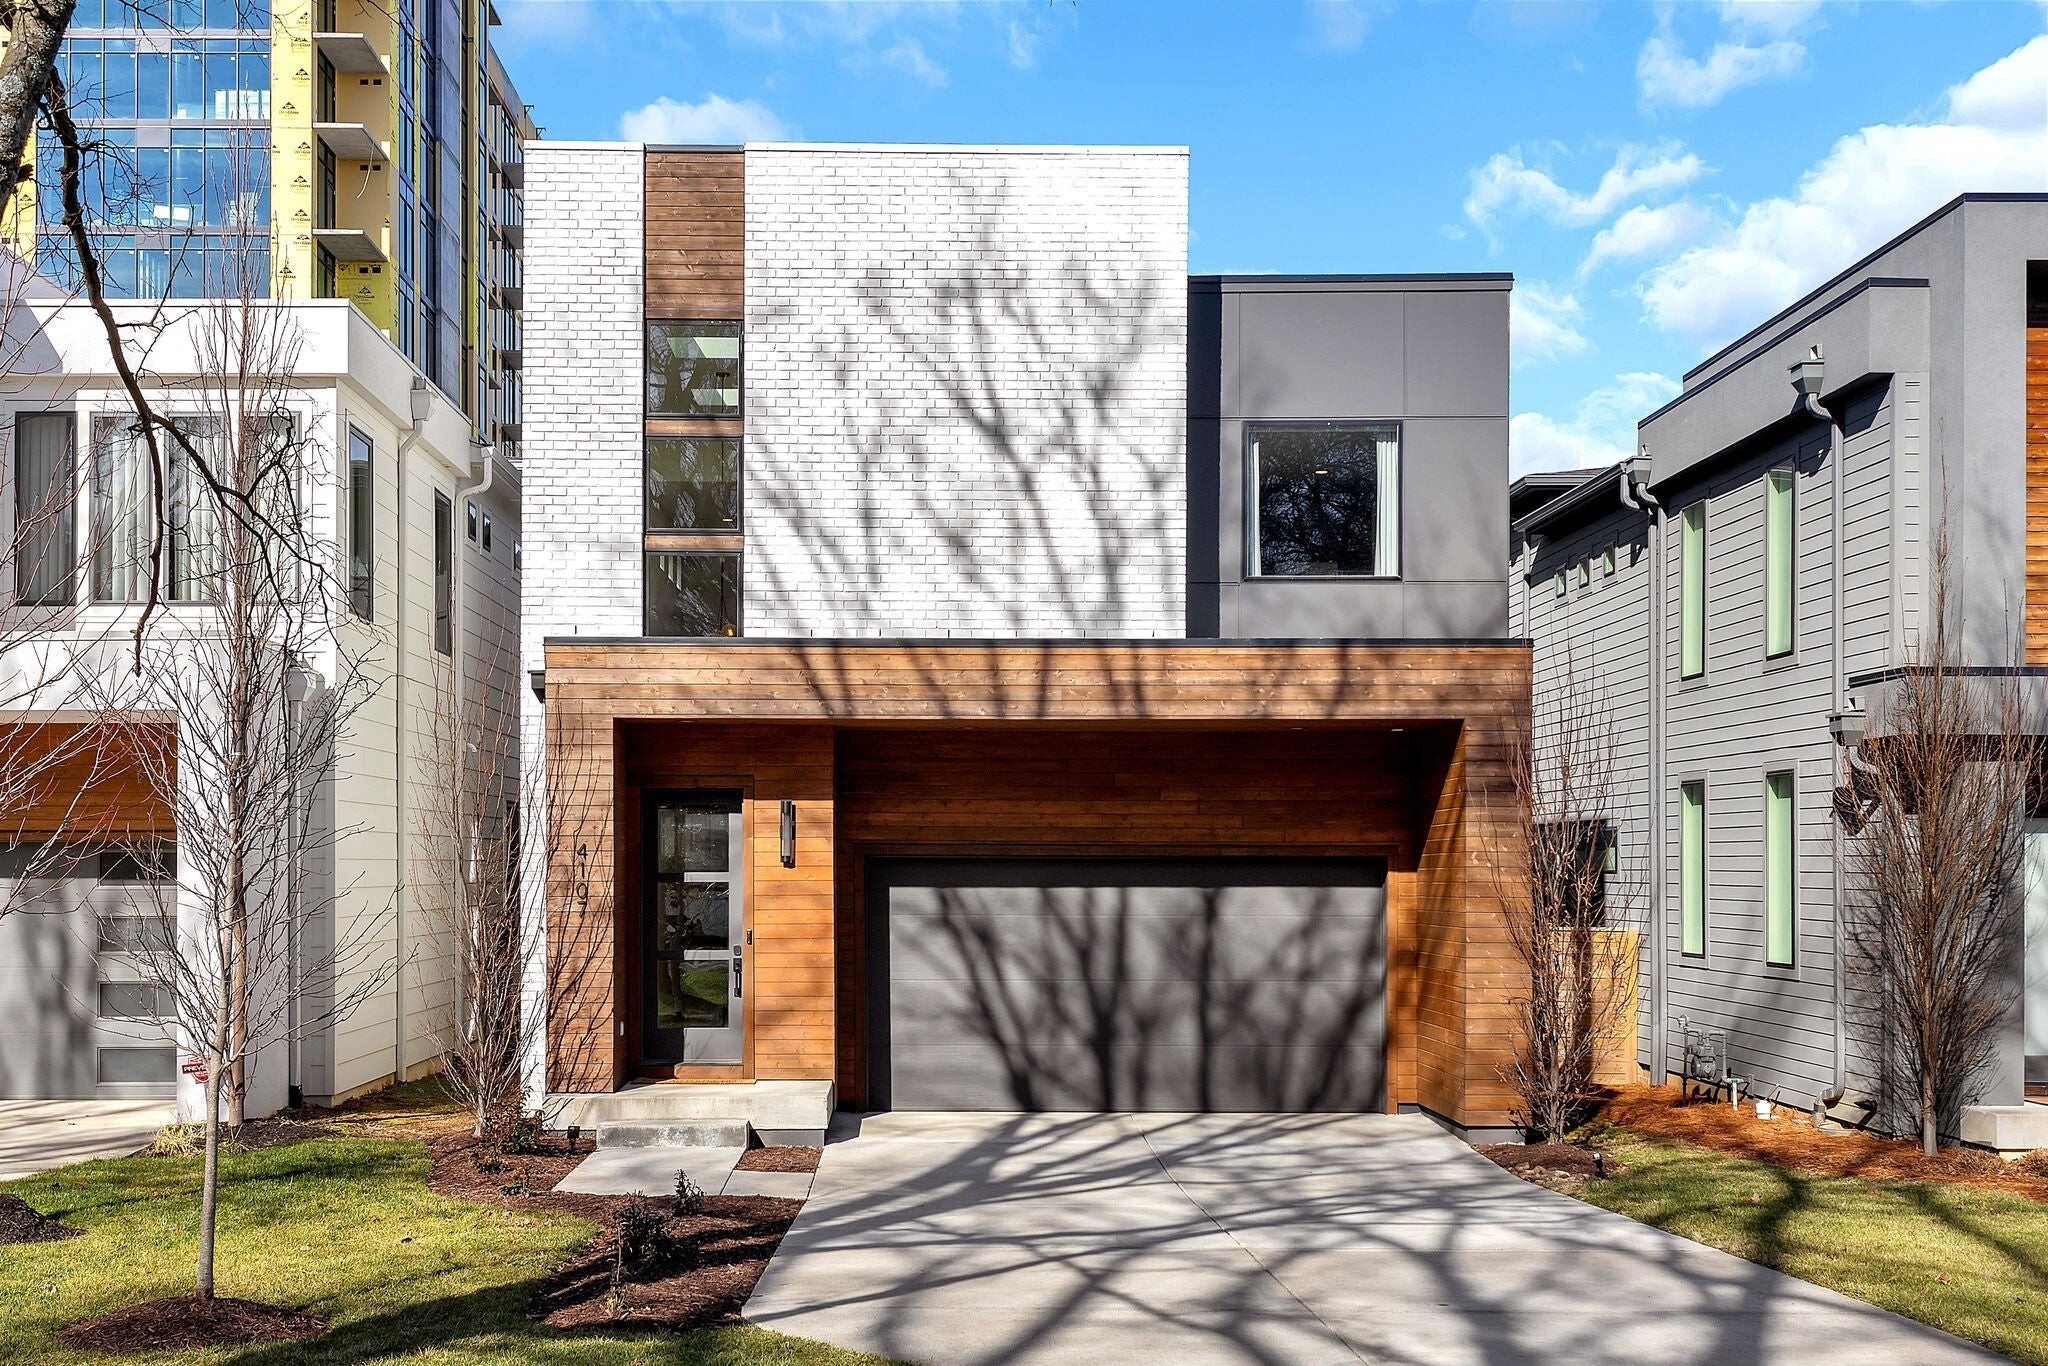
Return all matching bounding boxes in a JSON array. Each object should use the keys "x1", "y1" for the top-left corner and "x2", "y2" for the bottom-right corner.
[{"x1": 643, "y1": 792, "x2": 744, "y2": 1064}]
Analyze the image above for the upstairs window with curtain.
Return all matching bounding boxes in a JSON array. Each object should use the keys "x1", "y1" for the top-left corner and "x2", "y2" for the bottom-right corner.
[
  {"x1": 347, "y1": 427, "x2": 373, "y2": 620},
  {"x1": 1245, "y1": 423, "x2": 1400, "y2": 578},
  {"x1": 1765, "y1": 467, "x2": 1794, "y2": 658},
  {"x1": 14, "y1": 413, "x2": 76, "y2": 606},
  {"x1": 646, "y1": 321, "x2": 740, "y2": 418},
  {"x1": 165, "y1": 417, "x2": 220, "y2": 602},
  {"x1": 92, "y1": 415, "x2": 221, "y2": 603}
]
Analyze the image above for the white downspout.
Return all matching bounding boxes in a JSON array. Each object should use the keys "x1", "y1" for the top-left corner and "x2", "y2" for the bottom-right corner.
[
  {"x1": 1619, "y1": 459, "x2": 1667, "y2": 1080},
  {"x1": 393, "y1": 379, "x2": 432, "y2": 1089}
]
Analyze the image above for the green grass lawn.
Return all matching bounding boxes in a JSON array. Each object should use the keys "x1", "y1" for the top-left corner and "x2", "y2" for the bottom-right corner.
[
  {"x1": 1579, "y1": 1125, "x2": 2048, "y2": 1366},
  {"x1": 0, "y1": 1134, "x2": 887, "y2": 1365}
]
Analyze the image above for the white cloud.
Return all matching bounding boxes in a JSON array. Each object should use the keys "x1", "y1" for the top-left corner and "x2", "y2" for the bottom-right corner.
[
  {"x1": 1716, "y1": 0, "x2": 1822, "y2": 39},
  {"x1": 1579, "y1": 200, "x2": 1716, "y2": 278},
  {"x1": 1636, "y1": 27, "x2": 1805, "y2": 110},
  {"x1": 1511, "y1": 372, "x2": 1681, "y2": 478},
  {"x1": 876, "y1": 37, "x2": 949, "y2": 88},
  {"x1": 1511, "y1": 284, "x2": 1590, "y2": 366},
  {"x1": 1466, "y1": 142, "x2": 1706, "y2": 230},
  {"x1": 1006, "y1": 19, "x2": 1041, "y2": 69},
  {"x1": 1638, "y1": 35, "x2": 2048, "y2": 341},
  {"x1": 619, "y1": 94, "x2": 790, "y2": 144},
  {"x1": 1307, "y1": 0, "x2": 1379, "y2": 52}
]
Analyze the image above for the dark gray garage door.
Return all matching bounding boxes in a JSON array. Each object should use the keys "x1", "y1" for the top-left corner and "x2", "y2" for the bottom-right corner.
[{"x1": 867, "y1": 857, "x2": 1386, "y2": 1112}]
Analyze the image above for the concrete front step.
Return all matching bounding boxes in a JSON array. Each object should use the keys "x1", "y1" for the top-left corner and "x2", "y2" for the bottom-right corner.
[
  {"x1": 598, "y1": 1119, "x2": 751, "y2": 1150},
  {"x1": 1960, "y1": 1102, "x2": 2048, "y2": 1157},
  {"x1": 549, "y1": 1079, "x2": 835, "y2": 1146}
]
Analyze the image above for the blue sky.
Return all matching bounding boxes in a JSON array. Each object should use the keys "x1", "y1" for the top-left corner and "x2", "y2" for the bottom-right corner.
[{"x1": 493, "y1": 0, "x2": 2048, "y2": 476}]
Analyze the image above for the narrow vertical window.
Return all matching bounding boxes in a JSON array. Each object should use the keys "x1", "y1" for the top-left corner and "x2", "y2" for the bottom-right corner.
[
  {"x1": 91, "y1": 416, "x2": 150, "y2": 603},
  {"x1": 433, "y1": 491, "x2": 452, "y2": 656},
  {"x1": 167, "y1": 418, "x2": 220, "y2": 603},
  {"x1": 1681, "y1": 780, "x2": 1706, "y2": 957},
  {"x1": 347, "y1": 426, "x2": 373, "y2": 620},
  {"x1": 1680, "y1": 502, "x2": 1706, "y2": 679},
  {"x1": 1765, "y1": 771, "x2": 1795, "y2": 966},
  {"x1": 14, "y1": 413, "x2": 76, "y2": 606},
  {"x1": 1765, "y1": 467, "x2": 1794, "y2": 658}
]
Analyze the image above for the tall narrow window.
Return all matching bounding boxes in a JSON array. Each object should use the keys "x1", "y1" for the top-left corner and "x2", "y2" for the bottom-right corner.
[
  {"x1": 1681, "y1": 780, "x2": 1706, "y2": 957},
  {"x1": 433, "y1": 491, "x2": 452, "y2": 656},
  {"x1": 14, "y1": 413, "x2": 76, "y2": 606},
  {"x1": 347, "y1": 426, "x2": 373, "y2": 620},
  {"x1": 166, "y1": 417, "x2": 220, "y2": 603},
  {"x1": 1765, "y1": 771, "x2": 1795, "y2": 966},
  {"x1": 1680, "y1": 502, "x2": 1706, "y2": 679},
  {"x1": 91, "y1": 417, "x2": 150, "y2": 603},
  {"x1": 1765, "y1": 467, "x2": 1794, "y2": 658}
]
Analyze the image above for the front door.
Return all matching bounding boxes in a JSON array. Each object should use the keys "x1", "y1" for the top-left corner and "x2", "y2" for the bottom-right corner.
[{"x1": 642, "y1": 792, "x2": 745, "y2": 1065}]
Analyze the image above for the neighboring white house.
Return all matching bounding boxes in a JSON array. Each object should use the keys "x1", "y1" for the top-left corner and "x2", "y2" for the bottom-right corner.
[{"x1": 0, "y1": 291, "x2": 519, "y2": 1118}]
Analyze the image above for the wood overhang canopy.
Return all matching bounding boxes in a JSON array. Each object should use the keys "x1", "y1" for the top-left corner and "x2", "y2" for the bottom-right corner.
[{"x1": 540, "y1": 637, "x2": 1530, "y2": 725}]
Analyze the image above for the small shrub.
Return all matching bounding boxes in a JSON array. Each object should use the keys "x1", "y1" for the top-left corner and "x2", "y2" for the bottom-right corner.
[
  {"x1": 482, "y1": 1103, "x2": 546, "y2": 1156},
  {"x1": 672, "y1": 1171, "x2": 705, "y2": 1218},
  {"x1": 610, "y1": 1205, "x2": 671, "y2": 1291},
  {"x1": 148, "y1": 1123, "x2": 247, "y2": 1158}
]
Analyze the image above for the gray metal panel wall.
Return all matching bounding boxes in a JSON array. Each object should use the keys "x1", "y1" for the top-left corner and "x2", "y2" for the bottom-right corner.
[{"x1": 1191, "y1": 278, "x2": 1511, "y2": 639}]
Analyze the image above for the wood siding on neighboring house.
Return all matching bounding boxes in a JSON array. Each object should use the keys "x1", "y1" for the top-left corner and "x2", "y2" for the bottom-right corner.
[
  {"x1": 0, "y1": 722, "x2": 175, "y2": 838},
  {"x1": 644, "y1": 150, "x2": 743, "y2": 320},
  {"x1": 540, "y1": 640, "x2": 1532, "y2": 1131},
  {"x1": 2029, "y1": 326, "x2": 2048, "y2": 663}
]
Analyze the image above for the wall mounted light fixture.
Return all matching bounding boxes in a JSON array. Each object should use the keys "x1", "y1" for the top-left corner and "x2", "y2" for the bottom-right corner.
[{"x1": 780, "y1": 800, "x2": 797, "y2": 868}]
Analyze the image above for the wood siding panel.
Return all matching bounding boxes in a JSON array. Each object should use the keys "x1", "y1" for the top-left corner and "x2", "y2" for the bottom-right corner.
[
  {"x1": 541, "y1": 640, "x2": 1531, "y2": 1128},
  {"x1": 0, "y1": 722, "x2": 174, "y2": 838},
  {"x1": 644, "y1": 151, "x2": 743, "y2": 320}
]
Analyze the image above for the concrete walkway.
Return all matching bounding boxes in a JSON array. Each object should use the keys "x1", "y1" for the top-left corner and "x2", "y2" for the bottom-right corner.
[
  {"x1": 0, "y1": 1100, "x2": 175, "y2": 1180},
  {"x1": 551, "y1": 1145, "x2": 816, "y2": 1199},
  {"x1": 744, "y1": 1111, "x2": 2009, "y2": 1366}
]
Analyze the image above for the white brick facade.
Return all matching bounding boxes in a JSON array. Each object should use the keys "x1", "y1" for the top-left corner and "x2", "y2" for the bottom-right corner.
[
  {"x1": 742, "y1": 145, "x2": 1188, "y2": 637},
  {"x1": 520, "y1": 142, "x2": 644, "y2": 675}
]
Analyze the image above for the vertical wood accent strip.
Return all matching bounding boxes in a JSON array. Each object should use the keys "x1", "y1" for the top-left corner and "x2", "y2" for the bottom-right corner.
[
  {"x1": 2028, "y1": 326, "x2": 2048, "y2": 662},
  {"x1": 643, "y1": 150, "x2": 744, "y2": 319}
]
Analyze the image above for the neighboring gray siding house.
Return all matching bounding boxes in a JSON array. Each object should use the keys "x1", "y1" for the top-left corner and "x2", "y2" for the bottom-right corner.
[{"x1": 1512, "y1": 194, "x2": 2048, "y2": 1151}]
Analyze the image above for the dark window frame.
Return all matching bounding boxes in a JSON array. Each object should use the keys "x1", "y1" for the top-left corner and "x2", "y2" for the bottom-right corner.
[
  {"x1": 643, "y1": 549, "x2": 742, "y2": 638},
  {"x1": 14, "y1": 411, "x2": 77, "y2": 607},
  {"x1": 347, "y1": 425, "x2": 374, "y2": 620},
  {"x1": 645, "y1": 319, "x2": 743, "y2": 420},
  {"x1": 432, "y1": 490, "x2": 452, "y2": 656},
  {"x1": 1242, "y1": 419, "x2": 1403, "y2": 580},
  {"x1": 644, "y1": 432, "x2": 743, "y2": 533}
]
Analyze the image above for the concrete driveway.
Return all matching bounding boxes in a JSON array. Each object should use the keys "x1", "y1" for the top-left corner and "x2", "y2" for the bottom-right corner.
[
  {"x1": 745, "y1": 1111, "x2": 2007, "y2": 1366},
  {"x1": 0, "y1": 1100, "x2": 175, "y2": 1181}
]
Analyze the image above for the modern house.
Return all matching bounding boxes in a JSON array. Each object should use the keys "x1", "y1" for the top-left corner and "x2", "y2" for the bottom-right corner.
[
  {"x1": 11, "y1": 0, "x2": 533, "y2": 468},
  {"x1": 1511, "y1": 193, "x2": 2048, "y2": 1152},
  {"x1": 519, "y1": 141, "x2": 1527, "y2": 1142},
  {"x1": 0, "y1": 288, "x2": 520, "y2": 1113}
]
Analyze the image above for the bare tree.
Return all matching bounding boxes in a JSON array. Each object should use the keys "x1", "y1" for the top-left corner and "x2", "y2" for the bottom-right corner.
[
  {"x1": 1500, "y1": 654, "x2": 1641, "y2": 1145},
  {"x1": 88, "y1": 278, "x2": 383, "y2": 1301},
  {"x1": 0, "y1": 0, "x2": 78, "y2": 208},
  {"x1": 413, "y1": 628, "x2": 525, "y2": 1140},
  {"x1": 1845, "y1": 533, "x2": 2030, "y2": 1155}
]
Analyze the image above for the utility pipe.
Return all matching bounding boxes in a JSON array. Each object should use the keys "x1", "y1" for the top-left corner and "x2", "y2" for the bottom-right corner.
[
  {"x1": 392, "y1": 379, "x2": 432, "y2": 1089},
  {"x1": 1619, "y1": 459, "x2": 1668, "y2": 1081},
  {"x1": 1799, "y1": 379, "x2": 1848, "y2": 1096}
]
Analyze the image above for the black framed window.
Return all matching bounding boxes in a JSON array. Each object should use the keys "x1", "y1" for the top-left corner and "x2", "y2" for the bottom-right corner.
[
  {"x1": 432, "y1": 491, "x2": 452, "y2": 656},
  {"x1": 347, "y1": 426, "x2": 373, "y2": 620},
  {"x1": 646, "y1": 552, "x2": 739, "y2": 637},
  {"x1": 646, "y1": 320, "x2": 740, "y2": 417},
  {"x1": 1245, "y1": 422, "x2": 1400, "y2": 577},
  {"x1": 647, "y1": 435, "x2": 740, "y2": 530},
  {"x1": 14, "y1": 413, "x2": 76, "y2": 606}
]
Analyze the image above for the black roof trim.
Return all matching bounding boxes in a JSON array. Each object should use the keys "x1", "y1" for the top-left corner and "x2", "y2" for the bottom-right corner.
[
  {"x1": 1639, "y1": 276, "x2": 1929, "y2": 431},
  {"x1": 1681, "y1": 193, "x2": 2047, "y2": 383},
  {"x1": 1190, "y1": 273, "x2": 1512, "y2": 289},
  {"x1": 1512, "y1": 463, "x2": 1628, "y2": 537}
]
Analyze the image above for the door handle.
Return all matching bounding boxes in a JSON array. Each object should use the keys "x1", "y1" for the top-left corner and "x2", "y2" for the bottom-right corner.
[{"x1": 732, "y1": 946, "x2": 743, "y2": 998}]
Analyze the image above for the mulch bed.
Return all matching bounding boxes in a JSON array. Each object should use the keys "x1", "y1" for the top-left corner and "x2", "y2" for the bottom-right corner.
[
  {"x1": 531, "y1": 1196, "x2": 802, "y2": 1331},
  {"x1": 425, "y1": 1131, "x2": 811, "y2": 1330},
  {"x1": 56, "y1": 1295, "x2": 328, "y2": 1352},
  {"x1": 0, "y1": 1193, "x2": 81, "y2": 1244},
  {"x1": 1476, "y1": 1141, "x2": 1623, "y2": 1193},
  {"x1": 735, "y1": 1145, "x2": 821, "y2": 1173},
  {"x1": 1596, "y1": 1086, "x2": 2048, "y2": 1202}
]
